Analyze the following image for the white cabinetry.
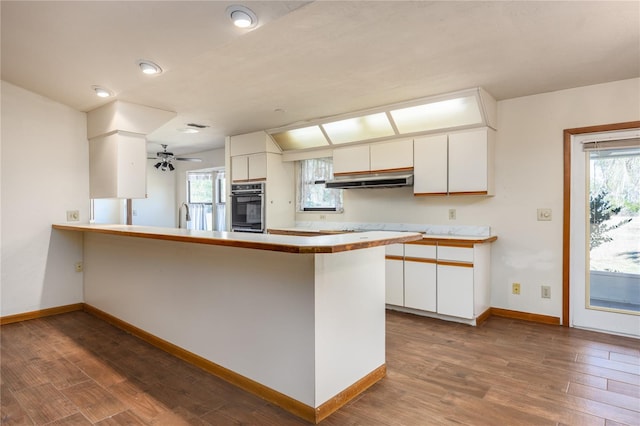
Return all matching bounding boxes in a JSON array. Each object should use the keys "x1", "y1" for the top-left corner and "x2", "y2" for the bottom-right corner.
[
  {"x1": 227, "y1": 131, "x2": 295, "y2": 230},
  {"x1": 413, "y1": 134, "x2": 447, "y2": 195},
  {"x1": 414, "y1": 128, "x2": 495, "y2": 196},
  {"x1": 385, "y1": 239, "x2": 493, "y2": 325},
  {"x1": 333, "y1": 145, "x2": 369, "y2": 175},
  {"x1": 333, "y1": 139, "x2": 413, "y2": 175},
  {"x1": 437, "y1": 245, "x2": 475, "y2": 319},
  {"x1": 231, "y1": 153, "x2": 267, "y2": 182},
  {"x1": 385, "y1": 244, "x2": 404, "y2": 306},
  {"x1": 89, "y1": 132, "x2": 147, "y2": 199},
  {"x1": 403, "y1": 243, "x2": 437, "y2": 312},
  {"x1": 448, "y1": 129, "x2": 492, "y2": 194}
]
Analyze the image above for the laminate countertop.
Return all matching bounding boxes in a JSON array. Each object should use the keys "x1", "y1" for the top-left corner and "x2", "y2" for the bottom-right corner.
[
  {"x1": 268, "y1": 228, "x2": 497, "y2": 245},
  {"x1": 53, "y1": 224, "x2": 422, "y2": 254}
]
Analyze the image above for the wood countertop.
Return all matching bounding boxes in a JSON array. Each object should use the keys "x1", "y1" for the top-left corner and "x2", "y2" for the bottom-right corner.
[
  {"x1": 268, "y1": 228, "x2": 497, "y2": 245},
  {"x1": 53, "y1": 224, "x2": 423, "y2": 254}
]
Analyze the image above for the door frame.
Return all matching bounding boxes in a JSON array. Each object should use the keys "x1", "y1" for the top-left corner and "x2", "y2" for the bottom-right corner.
[{"x1": 562, "y1": 120, "x2": 640, "y2": 326}]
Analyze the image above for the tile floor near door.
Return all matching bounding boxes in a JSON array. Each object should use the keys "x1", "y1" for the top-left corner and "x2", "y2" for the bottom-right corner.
[{"x1": 1, "y1": 310, "x2": 639, "y2": 425}]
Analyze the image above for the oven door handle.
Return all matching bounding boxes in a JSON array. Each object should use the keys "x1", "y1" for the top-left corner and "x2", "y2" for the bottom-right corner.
[{"x1": 230, "y1": 191, "x2": 263, "y2": 196}]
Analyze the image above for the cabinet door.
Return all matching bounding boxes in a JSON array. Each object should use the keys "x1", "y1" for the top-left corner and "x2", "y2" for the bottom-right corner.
[
  {"x1": 437, "y1": 264, "x2": 474, "y2": 319},
  {"x1": 448, "y1": 129, "x2": 488, "y2": 194},
  {"x1": 90, "y1": 132, "x2": 146, "y2": 199},
  {"x1": 333, "y1": 145, "x2": 370, "y2": 175},
  {"x1": 231, "y1": 156, "x2": 249, "y2": 182},
  {"x1": 370, "y1": 139, "x2": 413, "y2": 172},
  {"x1": 404, "y1": 259, "x2": 437, "y2": 312},
  {"x1": 248, "y1": 153, "x2": 267, "y2": 180},
  {"x1": 385, "y1": 258, "x2": 404, "y2": 306},
  {"x1": 413, "y1": 134, "x2": 448, "y2": 195}
]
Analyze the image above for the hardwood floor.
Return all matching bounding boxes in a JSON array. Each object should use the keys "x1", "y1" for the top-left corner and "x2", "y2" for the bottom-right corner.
[{"x1": 1, "y1": 310, "x2": 639, "y2": 425}]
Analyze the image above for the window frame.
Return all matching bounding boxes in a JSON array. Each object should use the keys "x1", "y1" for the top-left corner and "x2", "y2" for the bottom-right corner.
[{"x1": 297, "y1": 158, "x2": 343, "y2": 213}]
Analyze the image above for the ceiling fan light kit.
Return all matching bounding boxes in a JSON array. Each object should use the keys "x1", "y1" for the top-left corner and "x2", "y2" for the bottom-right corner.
[{"x1": 150, "y1": 144, "x2": 203, "y2": 171}]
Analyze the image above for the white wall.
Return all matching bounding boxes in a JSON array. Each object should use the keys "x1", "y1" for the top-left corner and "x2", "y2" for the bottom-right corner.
[
  {"x1": 1, "y1": 81, "x2": 89, "y2": 316},
  {"x1": 174, "y1": 148, "x2": 225, "y2": 226},
  {"x1": 296, "y1": 78, "x2": 640, "y2": 319},
  {"x1": 132, "y1": 159, "x2": 177, "y2": 227}
]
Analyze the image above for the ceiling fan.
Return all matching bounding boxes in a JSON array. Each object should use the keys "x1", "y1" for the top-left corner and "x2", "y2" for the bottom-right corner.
[{"x1": 149, "y1": 144, "x2": 202, "y2": 171}]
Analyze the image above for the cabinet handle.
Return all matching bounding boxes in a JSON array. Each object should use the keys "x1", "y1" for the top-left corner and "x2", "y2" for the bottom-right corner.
[
  {"x1": 438, "y1": 260, "x2": 474, "y2": 268},
  {"x1": 404, "y1": 257, "x2": 437, "y2": 264}
]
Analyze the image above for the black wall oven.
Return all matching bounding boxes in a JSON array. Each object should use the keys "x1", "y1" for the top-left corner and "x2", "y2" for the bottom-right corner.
[{"x1": 230, "y1": 182, "x2": 265, "y2": 233}]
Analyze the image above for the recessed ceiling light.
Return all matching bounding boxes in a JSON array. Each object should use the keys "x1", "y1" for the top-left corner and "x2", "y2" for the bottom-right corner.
[
  {"x1": 227, "y1": 5, "x2": 257, "y2": 29},
  {"x1": 178, "y1": 127, "x2": 199, "y2": 134},
  {"x1": 137, "y1": 60, "x2": 162, "y2": 75},
  {"x1": 92, "y1": 86, "x2": 112, "y2": 98}
]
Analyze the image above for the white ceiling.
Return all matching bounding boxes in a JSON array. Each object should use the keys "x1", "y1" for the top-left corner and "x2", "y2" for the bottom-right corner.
[{"x1": 2, "y1": 1, "x2": 638, "y2": 155}]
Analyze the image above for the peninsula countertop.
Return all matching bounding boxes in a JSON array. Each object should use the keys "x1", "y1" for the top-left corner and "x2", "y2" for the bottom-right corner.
[
  {"x1": 53, "y1": 224, "x2": 423, "y2": 254},
  {"x1": 268, "y1": 228, "x2": 497, "y2": 245}
]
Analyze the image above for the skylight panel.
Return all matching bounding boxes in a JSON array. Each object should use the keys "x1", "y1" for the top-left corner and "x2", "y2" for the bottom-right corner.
[
  {"x1": 322, "y1": 112, "x2": 395, "y2": 145},
  {"x1": 389, "y1": 95, "x2": 482, "y2": 134},
  {"x1": 271, "y1": 126, "x2": 328, "y2": 150}
]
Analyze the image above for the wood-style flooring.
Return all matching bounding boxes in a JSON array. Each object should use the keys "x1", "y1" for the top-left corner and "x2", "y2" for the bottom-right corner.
[{"x1": 1, "y1": 310, "x2": 639, "y2": 425}]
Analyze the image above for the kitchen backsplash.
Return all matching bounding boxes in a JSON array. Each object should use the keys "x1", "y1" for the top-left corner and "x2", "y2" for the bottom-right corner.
[{"x1": 295, "y1": 221, "x2": 491, "y2": 236}]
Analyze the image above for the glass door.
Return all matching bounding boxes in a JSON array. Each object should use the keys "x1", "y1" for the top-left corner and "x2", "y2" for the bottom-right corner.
[
  {"x1": 588, "y1": 147, "x2": 640, "y2": 314},
  {"x1": 570, "y1": 130, "x2": 640, "y2": 337}
]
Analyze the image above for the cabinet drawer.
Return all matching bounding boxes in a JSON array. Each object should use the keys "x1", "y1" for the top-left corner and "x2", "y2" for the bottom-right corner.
[
  {"x1": 437, "y1": 245, "x2": 473, "y2": 262},
  {"x1": 404, "y1": 243, "x2": 436, "y2": 260},
  {"x1": 385, "y1": 243, "x2": 404, "y2": 257}
]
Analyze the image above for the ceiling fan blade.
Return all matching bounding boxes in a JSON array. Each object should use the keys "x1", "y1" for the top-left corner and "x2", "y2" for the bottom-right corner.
[{"x1": 175, "y1": 157, "x2": 202, "y2": 162}]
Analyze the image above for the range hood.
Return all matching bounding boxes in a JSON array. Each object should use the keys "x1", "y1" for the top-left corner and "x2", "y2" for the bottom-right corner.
[{"x1": 325, "y1": 173, "x2": 413, "y2": 189}]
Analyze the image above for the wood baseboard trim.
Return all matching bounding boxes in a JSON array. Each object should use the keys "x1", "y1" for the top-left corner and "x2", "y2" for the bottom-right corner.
[
  {"x1": 490, "y1": 307, "x2": 560, "y2": 325},
  {"x1": 0, "y1": 303, "x2": 84, "y2": 325},
  {"x1": 316, "y1": 364, "x2": 386, "y2": 423},
  {"x1": 475, "y1": 308, "x2": 492, "y2": 326},
  {"x1": 85, "y1": 304, "x2": 382, "y2": 424}
]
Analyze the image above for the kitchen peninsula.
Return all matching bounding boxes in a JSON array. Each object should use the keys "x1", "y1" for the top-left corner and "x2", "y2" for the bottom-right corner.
[{"x1": 52, "y1": 224, "x2": 422, "y2": 424}]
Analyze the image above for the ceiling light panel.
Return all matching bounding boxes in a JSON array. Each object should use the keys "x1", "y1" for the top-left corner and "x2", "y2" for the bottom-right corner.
[
  {"x1": 390, "y1": 95, "x2": 482, "y2": 134},
  {"x1": 271, "y1": 126, "x2": 328, "y2": 150},
  {"x1": 322, "y1": 112, "x2": 395, "y2": 145}
]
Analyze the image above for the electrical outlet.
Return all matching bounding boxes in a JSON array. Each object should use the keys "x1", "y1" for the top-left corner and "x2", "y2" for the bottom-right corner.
[
  {"x1": 319, "y1": 215, "x2": 326, "y2": 220},
  {"x1": 66, "y1": 210, "x2": 79, "y2": 221},
  {"x1": 512, "y1": 282, "x2": 521, "y2": 295},
  {"x1": 541, "y1": 285, "x2": 551, "y2": 299},
  {"x1": 75, "y1": 262, "x2": 83, "y2": 273},
  {"x1": 448, "y1": 209, "x2": 456, "y2": 220}
]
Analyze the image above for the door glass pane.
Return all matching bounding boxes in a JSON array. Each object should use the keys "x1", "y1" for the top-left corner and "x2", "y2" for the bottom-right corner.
[{"x1": 588, "y1": 147, "x2": 640, "y2": 314}]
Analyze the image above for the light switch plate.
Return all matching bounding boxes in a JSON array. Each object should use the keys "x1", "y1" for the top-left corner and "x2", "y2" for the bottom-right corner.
[{"x1": 537, "y1": 208, "x2": 552, "y2": 221}]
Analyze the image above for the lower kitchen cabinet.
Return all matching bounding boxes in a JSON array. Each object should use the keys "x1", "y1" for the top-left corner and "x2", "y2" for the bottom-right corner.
[
  {"x1": 385, "y1": 238, "x2": 494, "y2": 325},
  {"x1": 403, "y1": 243, "x2": 437, "y2": 312},
  {"x1": 437, "y1": 263, "x2": 474, "y2": 319},
  {"x1": 385, "y1": 244, "x2": 404, "y2": 306}
]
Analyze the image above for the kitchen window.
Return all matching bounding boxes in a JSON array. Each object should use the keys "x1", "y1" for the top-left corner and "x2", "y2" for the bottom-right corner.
[
  {"x1": 187, "y1": 171, "x2": 214, "y2": 230},
  {"x1": 298, "y1": 158, "x2": 343, "y2": 212}
]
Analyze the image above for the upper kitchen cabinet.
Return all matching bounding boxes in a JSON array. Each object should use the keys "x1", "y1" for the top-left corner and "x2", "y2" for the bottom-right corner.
[
  {"x1": 414, "y1": 128, "x2": 495, "y2": 196},
  {"x1": 89, "y1": 132, "x2": 147, "y2": 199},
  {"x1": 231, "y1": 153, "x2": 267, "y2": 182},
  {"x1": 229, "y1": 131, "x2": 280, "y2": 183},
  {"x1": 87, "y1": 101, "x2": 175, "y2": 199},
  {"x1": 332, "y1": 145, "x2": 369, "y2": 175},
  {"x1": 333, "y1": 139, "x2": 413, "y2": 175},
  {"x1": 227, "y1": 131, "x2": 295, "y2": 229}
]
